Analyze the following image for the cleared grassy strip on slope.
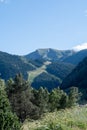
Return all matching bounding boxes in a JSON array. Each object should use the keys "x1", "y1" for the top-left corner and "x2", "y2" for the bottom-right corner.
[
  {"x1": 22, "y1": 105, "x2": 87, "y2": 130},
  {"x1": 28, "y1": 61, "x2": 51, "y2": 84}
]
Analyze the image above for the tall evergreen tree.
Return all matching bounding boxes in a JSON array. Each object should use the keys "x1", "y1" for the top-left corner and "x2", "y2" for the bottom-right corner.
[
  {"x1": 59, "y1": 93, "x2": 68, "y2": 109},
  {"x1": 36, "y1": 87, "x2": 49, "y2": 114},
  {"x1": 0, "y1": 79, "x2": 21, "y2": 130},
  {"x1": 68, "y1": 86, "x2": 81, "y2": 107},
  {"x1": 6, "y1": 73, "x2": 36, "y2": 121},
  {"x1": 49, "y1": 87, "x2": 62, "y2": 111}
]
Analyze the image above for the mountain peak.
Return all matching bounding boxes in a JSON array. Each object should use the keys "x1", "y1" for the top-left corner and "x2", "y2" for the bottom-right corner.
[{"x1": 25, "y1": 48, "x2": 75, "y2": 61}]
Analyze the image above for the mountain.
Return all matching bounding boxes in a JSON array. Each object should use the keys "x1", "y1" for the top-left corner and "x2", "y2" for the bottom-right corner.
[
  {"x1": 25, "y1": 48, "x2": 75, "y2": 61},
  {"x1": 1, "y1": 48, "x2": 87, "y2": 91},
  {"x1": 64, "y1": 49, "x2": 87, "y2": 65},
  {"x1": 0, "y1": 51, "x2": 74, "y2": 90},
  {"x1": 61, "y1": 57, "x2": 87, "y2": 101},
  {"x1": 0, "y1": 51, "x2": 36, "y2": 80},
  {"x1": 25, "y1": 48, "x2": 87, "y2": 65}
]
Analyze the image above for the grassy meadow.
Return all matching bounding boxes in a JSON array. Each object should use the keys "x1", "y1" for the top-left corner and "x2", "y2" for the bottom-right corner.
[{"x1": 22, "y1": 105, "x2": 87, "y2": 130}]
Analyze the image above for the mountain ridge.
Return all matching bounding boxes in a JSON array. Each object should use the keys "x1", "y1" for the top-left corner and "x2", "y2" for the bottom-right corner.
[
  {"x1": 0, "y1": 48, "x2": 87, "y2": 91},
  {"x1": 25, "y1": 48, "x2": 75, "y2": 61}
]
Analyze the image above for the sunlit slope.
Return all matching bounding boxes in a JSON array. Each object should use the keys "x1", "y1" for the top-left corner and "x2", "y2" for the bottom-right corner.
[
  {"x1": 22, "y1": 105, "x2": 87, "y2": 130},
  {"x1": 28, "y1": 61, "x2": 51, "y2": 83}
]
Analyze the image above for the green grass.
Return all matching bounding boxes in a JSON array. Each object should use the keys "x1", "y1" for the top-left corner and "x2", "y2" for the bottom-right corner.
[
  {"x1": 28, "y1": 61, "x2": 51, "y2": 83},
  {"x1": 22, "y1": 105, "x2": 87, "y2": 130}
]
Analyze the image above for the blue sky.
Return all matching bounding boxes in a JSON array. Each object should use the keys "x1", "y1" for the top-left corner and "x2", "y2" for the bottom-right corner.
[{"x1": 0, "y1": 0, "x2": 87, "y2": 55}]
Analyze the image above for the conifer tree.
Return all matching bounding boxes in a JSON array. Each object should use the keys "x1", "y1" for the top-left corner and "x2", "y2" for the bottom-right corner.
[
  {"x1": 37, "y1": 87, "x2": 49, "y2": 114},
  {"x1": 7, "y1": 73, "x2": 35, "y2": 122},
  {"x1": 59, "y1": 93, "x2": 68, "y2": 109},
  {"x1": 49, "y1": 87, "x2": 62, "y2": 111},
  {"x1": 68, "y1": 86, "x2": 81, "y2": 107},
  {"x1": 0, "y1": 79, "x2": 21, "y2": 130}
]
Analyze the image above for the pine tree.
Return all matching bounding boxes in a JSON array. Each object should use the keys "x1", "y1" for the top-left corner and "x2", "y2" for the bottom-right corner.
[
  {"x1": 7, "y1": 73, "x2": 35, "y2": 122},
  {"x1": 59, "y1": 93, "x2": 68, "y2": 109},
  {"x1": 0, "y1": 79, "x2": 21, "y2": 130},
  {"x1": 49, "y1": 87, "x2": 62, "y2": 111},
  {"x1": 37, "y1": 87, "x2": 49, "y2": 114},
  {"x1": 68, "y1": 86, "x2": 81, "y2": 107}
]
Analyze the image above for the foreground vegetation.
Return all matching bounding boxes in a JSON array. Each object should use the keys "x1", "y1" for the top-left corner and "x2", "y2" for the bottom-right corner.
[
  {"x1": 22, "y1": 105, "x2": 87, "y2": 130},
  {"x1": 0, "y1": 73, "x2": 84, "y2": 129}
]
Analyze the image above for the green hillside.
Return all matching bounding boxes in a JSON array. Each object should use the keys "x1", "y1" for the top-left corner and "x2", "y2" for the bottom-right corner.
[
  {"x1": 61, "y1": 57, "x2": 87, "y2": 102},
  {"x1": 64, "y1": 49, "x2": 87, "y2": 65},
  {"x1": 28, "y1": 61, "x2": 74, "y2": 90},
  {"x1": 0, "y1": 51, "x2": 35, "y2": 80},
  {"x1": 46, "y1": 62, "x2": 74, "y2": 80},
  {"x1": 61, "y1": 57, "x2": 87, "y2": 89},
  {"x1": 31, "y1": 72, "x2": 61, "y2": 90}
]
